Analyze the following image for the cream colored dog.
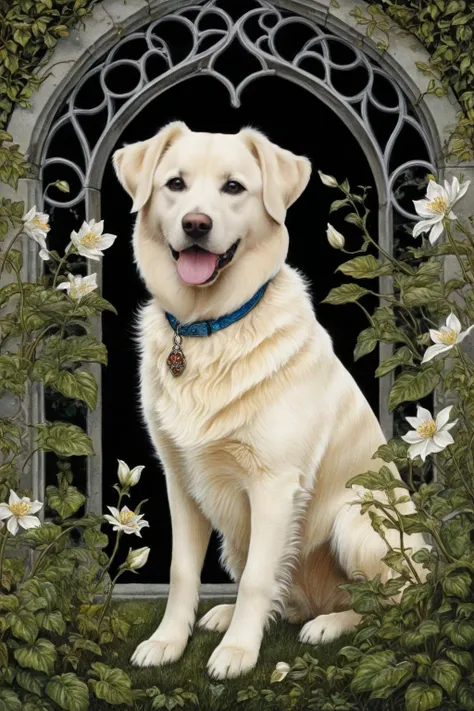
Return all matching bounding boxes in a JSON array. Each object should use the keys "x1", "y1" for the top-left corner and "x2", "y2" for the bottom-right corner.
[{"x1": 113, "y1": 122, "x2": 424, "y2": 680}]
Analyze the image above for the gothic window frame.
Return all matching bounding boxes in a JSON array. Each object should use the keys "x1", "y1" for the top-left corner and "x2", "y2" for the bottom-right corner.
[{"x1": 8, "y1": 0, "x2": 471, "y2": 598}]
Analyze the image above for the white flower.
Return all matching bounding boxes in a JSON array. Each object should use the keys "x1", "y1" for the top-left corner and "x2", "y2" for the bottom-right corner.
[
  {"x1": 69, "y1": 219, "x2": 117, "y2": 261},
  {"x1": 271, "y1": 662, "x2": 291, "y2": 683},
  {"x1": 0, "y1": 490, "x2": 43, "y2": 536},
  {"x1": 326, "y1": 223, "x2": 345, "y2": 249},
  {"x1": 39, "y1": 248, "x2": 51, "y2": 261},
  {"x1": 412, "y1": 177, "x2": 471, "y2": 244},
  {"x1": 318, "y1": 171, "x2": 338, "y2": 188},
  {"x1": 56, "y1": 273, "x2": 98, "y2": 301},
  {"x1": 422, "y1": 312, "x2": 474, "y2": 364},
  {"x1": 401, "y1": 405, "x2": 458, "y2": 462},
  {"x1": 117, "y1": 460, "x2": 144, "y2": 488},
  {"x1": 22, "y1": 206, "x2": 50, "y2": 249},
  {"x1": 103, "y1": 506, "x2": 150, "y2": 536},
  {"x1": 125, "y1": 546, "x2": 150, "y2": 570}
]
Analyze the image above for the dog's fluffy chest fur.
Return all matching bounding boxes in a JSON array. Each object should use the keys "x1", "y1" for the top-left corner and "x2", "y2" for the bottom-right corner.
[{"x1": 137, "y1": 267, "x2": 336, "y2": 502}]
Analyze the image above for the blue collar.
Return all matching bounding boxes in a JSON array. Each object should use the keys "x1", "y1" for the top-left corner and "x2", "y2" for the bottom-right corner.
[{"x1": 165, "y1": 281, "x2": 270, "y2": 337}]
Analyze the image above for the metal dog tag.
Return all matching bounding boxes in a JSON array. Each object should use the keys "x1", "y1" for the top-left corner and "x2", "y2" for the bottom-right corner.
[{"x1": 167, "y1": 333, "x2": 186, "y2": 377}]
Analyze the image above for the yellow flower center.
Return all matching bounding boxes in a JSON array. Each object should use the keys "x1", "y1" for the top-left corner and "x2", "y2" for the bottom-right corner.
[
  {"x1": 417, "y1": 419, "x2": 437, "y2": 439},
  {"x1": 81, "y1": 231, "x2": 100, "y2": 248},
  {"x1": 118, "y1": 510, "x2": 136, "y2": 526},
  {"x1": 9, "y1": 501, "x2": 31, "y2": 517},
  {"x1": 33, "y1": 217, "x2": 50, "y2": 232},
  {"x1": 427, "y1": 196, "x2": 448, "y2": 214},
  {"x1": 436, "y1": 328, "x2": 457, "y2": 345}
]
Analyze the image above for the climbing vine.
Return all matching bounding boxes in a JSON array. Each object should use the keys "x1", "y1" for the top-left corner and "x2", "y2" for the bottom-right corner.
[{"x1": 355, "y1": 0, "x2": 474, "y2": 161}]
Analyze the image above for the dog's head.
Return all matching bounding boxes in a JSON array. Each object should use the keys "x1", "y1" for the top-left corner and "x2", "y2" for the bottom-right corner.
[{"x1": 113, "y1": 121, "x2": 311, "y2": 304}]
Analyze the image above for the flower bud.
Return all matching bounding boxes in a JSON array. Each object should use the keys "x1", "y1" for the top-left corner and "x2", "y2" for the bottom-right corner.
[
  {"x1": 126, "y1": 546, "x2": 150, "y2": 570},
  {"x1": 271, "y1": 662, "x2": 291, "y2": 683},
  {"x1": 117, "y1": 460, "x2": 144, "y2": 488},
  {"x1": 54, "y1": 180, "x2": 70, "y2": 193},
  {"x1": 326, "y1": 223, "x2": 345, "y2": 250},
  {"x1": 318, "y1": 170, "x2": 338, "y2": 188}
]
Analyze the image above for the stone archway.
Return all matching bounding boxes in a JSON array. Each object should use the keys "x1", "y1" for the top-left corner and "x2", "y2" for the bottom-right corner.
[{"x1": 8, "y1": 0, "x2": 472, "y2": 596}]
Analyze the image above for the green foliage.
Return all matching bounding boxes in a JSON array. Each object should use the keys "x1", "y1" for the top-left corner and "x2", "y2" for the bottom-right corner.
[{"x1": 355, "y1": 0, "x2": 474, "y2": 162}]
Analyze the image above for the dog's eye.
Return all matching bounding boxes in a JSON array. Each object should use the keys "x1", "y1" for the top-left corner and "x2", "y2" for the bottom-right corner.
[
  {"x1": 223, "y1": 180, "x2": 245, "y2": 195},
  {"x1": 166, "y1": 177, "x2": 186, "y2": 191}
]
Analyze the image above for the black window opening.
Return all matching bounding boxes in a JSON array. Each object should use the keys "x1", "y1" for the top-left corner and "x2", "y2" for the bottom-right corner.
[
  {"x1": 100, "y1": 74, "x2": 381, "y2": 585},
  {"x1": 41, "y1": 13, "x2": 434, "y2": 585}
]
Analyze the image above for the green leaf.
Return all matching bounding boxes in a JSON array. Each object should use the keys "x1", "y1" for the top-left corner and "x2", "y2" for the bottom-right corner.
[
  {"x1": 446, "y1": 649, "x2": 472, "y2": 672},
  {"x1": 73, "y1": 638, "x2": 102, "y2": 656},
  {"x1": 337, "y1": 255, "x2": 392, "y2": 279},
  {"x1": 0, "y1": 593, "x2": 19, "y2": 610},
  {"x1": 354, "y1": 327, "x2": 378, "y2": 361},
  {"x1": 83, "y1": 528, "x2": 109, "y2": 549},
  {"x1": 0, "y1": 641, "x2": 7, "y2": 666},
  {"x1": 88, "y1": 662, "x2": 133, "y2": 706},
  {"x1": 46, "y1": 673, "x2": 90, "y2": 711},
  {"x1": 405, "y1": 682, "x2": 443, "y2": 711},
  {"x1": 0, "y1": 689, "x2": 22, "y2": 711},
  {"x1": 375, "y1": 346, "x2": 414, "y2": 377},
  {"x1": 442, "y1": 572, "x2": 471, "y2": 599},
  {"x1": 389, "y1": 368, "x2": 440, "y2": 412},
  {"x1": 22, "y1": 522, "x2": 64, "y2": 549},
  {"x1": 329, "y1": 198, "x2": 350, "y2": 212},
  {"x1": 444, "y1": 620, "x2": 474, "y2": 648},
  {"x1": 458, "y1": 681, "x2": 474, "y2": 710},
  {"x1": 322, "y1": 283, "x2": 370, "y2": 305},
  {"x1": 54, "y1": 369, "x2": 98, "y2": 410},
  {"x1": 402, "y1": 286, "x2": 444, "y2": 308},
  {"x1": 35, "y1": 422, "x2": 94, "y2": 457},
  {"x1": 37, "y1": 609, "x2": 66, "y2": 635},
  {"x1": 351, "y1": 651, "x2": 397, "y2": 692},
  {"x1": 47, "y1": 485, "x2": 86, "y2": 518},
  {"x1": 348, "y1": 466, "x2": 407, "y2": 492},
  {"x1": 55, "y1": 335, "x2": 107, "y2": 365},
  {"x1": 74, "y1": 293, "x2": 117, "y2": 317},
  {"x1": 16, "y1": 668, "x2": 47, "y2": 696},
  {"x1": 14, "y1": 638, "x2": 57, "y2": 675},
  {"x1": 6, "y1": 609, "x2": 38, "y2": 643},
  {"x1": 374, "y1": 438, "x2": 409, "y2": 464},
  {"x1": 110, "y1": 614, "x2": 131, "y2": 640},
  {"x1": 430, "y1": 659, "x2": 461, "y2": 696}
]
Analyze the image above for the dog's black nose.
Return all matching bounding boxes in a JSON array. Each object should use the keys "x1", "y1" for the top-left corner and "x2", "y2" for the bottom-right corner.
[{"x1": 182, "y1": 212, "x2": 213, "y2": 240}]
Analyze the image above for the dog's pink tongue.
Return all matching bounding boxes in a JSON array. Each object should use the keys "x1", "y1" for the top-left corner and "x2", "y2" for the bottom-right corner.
[{"x1": 177, "y1": 247, "x2": 218, "y2": 285}]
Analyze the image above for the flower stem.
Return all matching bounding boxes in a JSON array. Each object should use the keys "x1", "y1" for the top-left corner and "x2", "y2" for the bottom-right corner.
[
  {"x1": 0, "y1": 226, "x2": 24, "y2": 278},
  {"x1": 52, "y1": 245, "x2": 75, "y2": 289},
  {"x1": 97, "y1": 569, "x2": 124, "y2": 635},
  {"x1": 21, "y1": 448, "x2": 40, "y2": 474},
  {"x1": 445, "y1": 221, "x2": 473, "y2": 287},
  {"x1": 0, "y1": 529, "x2": 9, "y2": 589},
  {"x1": 94, "y1": 529, "x2": 122, "y2": 592}
]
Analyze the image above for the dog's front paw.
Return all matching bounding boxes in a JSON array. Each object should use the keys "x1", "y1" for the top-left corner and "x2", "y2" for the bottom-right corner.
[
  {"x1": 207, "y1": 642, "x2": 258, "y2": 679},
  {"x1": 131, "y1": 634, "x2": 188, "y2": 667},
  {"x1": 299, "y1": 610, "x2": 360, "y2": 645},
  {"x1": 198, "y1": 604, "x2": 235, "y2": 633}
]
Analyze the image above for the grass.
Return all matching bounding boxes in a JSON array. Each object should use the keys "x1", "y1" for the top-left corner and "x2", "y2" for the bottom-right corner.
[{"x1": 90, "y1": 599, "x2": 351, "y2": 710}]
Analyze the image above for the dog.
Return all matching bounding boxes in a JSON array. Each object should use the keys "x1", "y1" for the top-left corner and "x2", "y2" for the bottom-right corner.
[{"x1": 113, "y1": 122, "x2": 425, "y2": 680}]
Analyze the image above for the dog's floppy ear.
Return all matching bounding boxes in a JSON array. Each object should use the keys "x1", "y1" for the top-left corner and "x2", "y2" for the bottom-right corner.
[
  {"x1": 239, "y1": 128, "x2": 312, "y2": 224},
  {"x1": 113, "y1": 121, "x2": 189, "y2": 213}
]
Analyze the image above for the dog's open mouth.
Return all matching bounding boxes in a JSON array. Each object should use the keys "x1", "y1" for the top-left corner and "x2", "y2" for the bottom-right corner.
[{"x1": 169, "y1": 240, "x2": 240, "y2": 285}]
